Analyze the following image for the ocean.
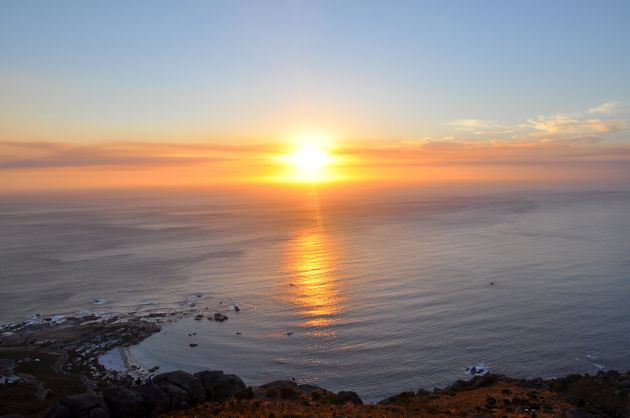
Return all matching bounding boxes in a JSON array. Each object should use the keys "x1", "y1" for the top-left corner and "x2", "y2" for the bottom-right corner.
[{"x1": 1, "y1": 186, "x2": 629, "y2": 401}]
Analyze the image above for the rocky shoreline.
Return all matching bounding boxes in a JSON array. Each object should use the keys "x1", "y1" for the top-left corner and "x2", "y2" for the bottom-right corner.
[{"x1": 1, "y1": 318, "x2": 629, "y2": 417}]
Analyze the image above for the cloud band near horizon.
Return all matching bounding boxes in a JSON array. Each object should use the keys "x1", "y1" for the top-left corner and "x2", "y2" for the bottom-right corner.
[{"x1": 1, "y1": 136, "x2": 629, "y2": 191}]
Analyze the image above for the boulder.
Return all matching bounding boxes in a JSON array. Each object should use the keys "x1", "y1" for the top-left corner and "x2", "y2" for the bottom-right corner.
[
  {"x1": 194, "y1": 370, "x2": 224, "y2": 400},
  {"x1": 213, "y1": 313, "x2": 228, "y2": 322},
  {"x1": 446, "y1": 379, "x2": 468, "y2": 391},
  {"x1": 567, "y1": 409, "x2": 597, "y2": 418},
  {"x1": 59, "y1": 394, "x2": 110, "y2": 418},
  {"x1": 297, "y1": 384, "x2": 334, "y2": 396},
  {"x1": 44, "y1": 404, "x2": 71, "y2": 418},
  {"x1": 211, "y1": 374, "x2": 246, "y2": 400},
  {"x1": 337, "y1": 390, "x2": 363, "y2": 405},
  {"x1": 87, "y1": 409, "x2": 108, "y2": 418},
  {"x1": 380, "y1": 391, "x2": 415, "y2": 405},
  {"x1": 103, "y1": 386, "x2": 150, "y2": 417},
  {"x1": 134, "y1": 384, "x2": 170, "y2": 412},
  {"x1": 152, "y1": 382, "x2": 191, "y2": 409},
  {"x1": 259, "y1": 380, "x2": 297, "y2": 389},
  {"x1": 254, "y1": 380, "x2": 299, "y2": 400},
  {"x1": 193, "y1": 370, "x2": 245, "y2": 401},
  {"x1": 153, "y1": 370, "x2": 205, "y2": 404}
]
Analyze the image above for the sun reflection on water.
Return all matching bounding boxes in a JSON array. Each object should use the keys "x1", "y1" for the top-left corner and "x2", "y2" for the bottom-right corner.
[{"x1": 283, "y1": 219, "x2": 343, "y2": 336}]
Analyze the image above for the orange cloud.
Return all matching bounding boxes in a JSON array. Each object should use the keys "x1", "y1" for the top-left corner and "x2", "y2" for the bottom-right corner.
[{"x1": 1, "y1": 137, "x2": 629, "y2": 192}]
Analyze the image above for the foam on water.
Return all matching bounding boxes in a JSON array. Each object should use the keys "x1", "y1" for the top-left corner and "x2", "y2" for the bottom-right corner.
[
  {"x1": 465, "y1": 364, "x2": 490, "y2": 376},
  {"x1": 92, "y1": 298, "x2": 109, "y2": 305}
]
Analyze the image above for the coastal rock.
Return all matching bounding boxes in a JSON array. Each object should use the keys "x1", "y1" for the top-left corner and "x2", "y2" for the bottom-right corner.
[
  {"x1": 213, "y1": 313, "x2": 228, "y2": 322},
  {"x1": 297, "y1": 383, "x2": 334, "y2": 396},
  {"x1": 58, "y1": 394, "x2": 110, "y2": 418},
  {"x1": 446, "y1": 379, "x2": 468, "y2": 391},
  {"x1": 153, "y1": 371, "x2": 205, "y2": 407},
  {"x1": 380, "y1": 390, "x2": 416, "y2": 404},
  {"x1": 134, "y1": 384, "x2": 170, "y2": 412},
  {"x1": 193, "y1": 370, "x2": 224, "y2": 399},
  {"x1": 466, "y1": 364, "x2": 490, "y2": 376},
  {"x1": 193, "y1": 370, "x2": 246, "y2": 401},
  {"x1": 103, "y1": 386, "x2": 149, "y2": 417},
  {"x1": 567, "y1": 409, "x2": 597, "y2": 418},
  {"x1": 337, "y1": 390, "x2": 363, "y2": 405},
  {"x1": 45, "y1": 404, "x2": 72, "y2": 418},
  {"x1": 210, "y1": 374, "x2": 246, "y2": 400},
  {"x1": 152, "y1": 382, "x2": 190, "y2": 409},
  {"x1": 547, "y1": 371, "x2": 630, "y2": 417},
  {"x1": 259, "y1": 380, "x2": 297, "y2": 389},
  {"x1": 255, "y1": 380, "x2": 299, "y2": 400}
]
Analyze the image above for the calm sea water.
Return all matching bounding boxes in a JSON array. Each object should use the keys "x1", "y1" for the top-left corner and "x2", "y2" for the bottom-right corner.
[{"x1": 1, "y1": 187, "x2": 629, "y2": 401}]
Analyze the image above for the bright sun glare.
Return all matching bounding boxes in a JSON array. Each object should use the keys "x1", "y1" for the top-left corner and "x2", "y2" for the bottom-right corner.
[
  {"x1": 283, "y1": 133, "x2": 334, "y2": 182},
  {"x1": 291, "y1": 145, "x2": 329, "y2": 173}
]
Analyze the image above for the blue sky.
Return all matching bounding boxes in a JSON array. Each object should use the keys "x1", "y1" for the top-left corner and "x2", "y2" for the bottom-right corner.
[{"x1": 1, "y1": 0, "x2": 629, "y2": 143}]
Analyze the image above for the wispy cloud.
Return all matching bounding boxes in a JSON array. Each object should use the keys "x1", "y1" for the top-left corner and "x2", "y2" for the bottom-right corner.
[
  {"x1": 524, "y1": 113, "x2": 627, "y2": 136},
  {"x1": 449, "y1": 101, "x2": 628, "y2": 139},
  {"x1": 447, "y1": 119, "x2": 517, "y2": 136},
  {"x1": 342, "y1": 136, "x2": 630, "y2": 165},
  {"x1": 448, "y1": 119, "x2": 500, "y2": 130},
  {"x1": 0, "y1": 141, "x2": 281, "y2": 170},
  {"x1": 587, "y1": 101, "x2": 620, "y2": 115}
]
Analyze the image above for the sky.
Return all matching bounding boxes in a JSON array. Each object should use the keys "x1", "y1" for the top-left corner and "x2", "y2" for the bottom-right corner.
[{"x1": 1, "y1": 0, "x2": 630, "y2": 190}]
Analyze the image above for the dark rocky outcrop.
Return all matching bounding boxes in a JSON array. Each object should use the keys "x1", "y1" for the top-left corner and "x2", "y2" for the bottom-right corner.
[
  {"x1": 547, "y1": 370, "x2": 630, "y2": 417},
  {"x1": 192, "y1": 370, "x2": 224, "y2": 399},
  {"x1": 133, "y1": 383, "x2": 170, "y2": 412},
  {"x1": 95, "y1": 371, "x2": 207, "y2": 417},
  {"x1": 566, "y1": 409, "x2": 598, "y2": 418},
  {"x1": 53, "y1": 394, "x2": 109, "y2": 418},
  {"x1": 153, "y1": 371, "x2": 205, "y2": 405},
  {"x1": 297, "y1": 383, "x2": 334, "y2": 396},
  {"x1": 102, "y1": 386, "x2": 150, "y2": 417},
  {"x1": 254, "y1": 380, "x2": 300, "y2": 400},
  {"x1": 45, "y1": 404, "x2": 72, "y2": 418},
  {"x1": 193, "y1": 370, "x2": 246, "y2": 401},
  {"x1": 149, "y1": 381, "x2": 190, "y2": 410},
  {"x1": 213, "y1": 313, "x2": 228, "y2": 322},
  {"x1": 432, "y1": 373, "x2": 499, "y2": 394},
  {"x1": 337, "y1": 390, "x2": 363, "y2": 405},
  {"x1": 258, "y1": 379, "x2": 297, "y2": 389},
  {"x1": 30, "y1": 368, "x2": 630, "y2": 418}
]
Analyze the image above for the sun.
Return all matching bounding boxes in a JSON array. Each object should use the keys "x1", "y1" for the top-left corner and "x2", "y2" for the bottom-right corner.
[
  {"x1": 280, "y1": 133, "x2": 334, "y2": 182},
  {"x1": 290, "y1": 144, "x2": 330, "y2": 174}
]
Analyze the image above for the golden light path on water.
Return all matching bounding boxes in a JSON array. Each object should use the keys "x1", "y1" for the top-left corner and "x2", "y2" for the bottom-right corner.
[{"x1": 282, "y1": 202, "x2": 343, "y2": 337}]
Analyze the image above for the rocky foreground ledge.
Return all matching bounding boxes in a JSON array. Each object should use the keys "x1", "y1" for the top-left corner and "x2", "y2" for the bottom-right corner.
[
  {"x1": 1, "y1": 317, "x2": 630, "y2": 417},
  {"x1": 2, "y1": 368, "x2": 630, "y2": 417}
]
